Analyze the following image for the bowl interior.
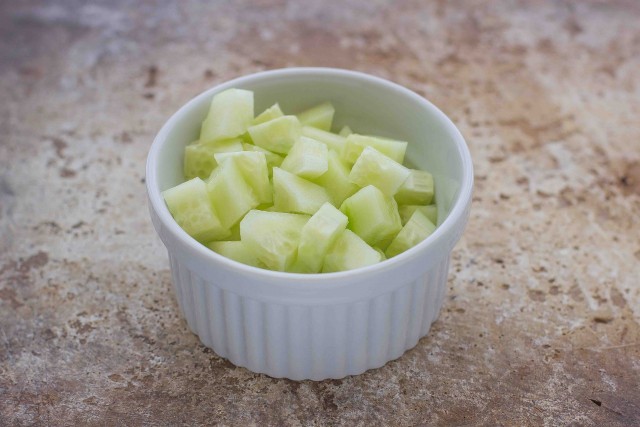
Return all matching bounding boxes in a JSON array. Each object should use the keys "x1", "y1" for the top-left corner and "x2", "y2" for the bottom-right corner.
[{"x1": 155, "y1": 69, "x2": 467, "y2": 226}]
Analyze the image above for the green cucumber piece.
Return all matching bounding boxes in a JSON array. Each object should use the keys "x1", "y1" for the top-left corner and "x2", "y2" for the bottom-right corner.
[
  {"x1": 398, "y1": 204, "x2": 437, "y2": 225},
  {"x1": 247, "y1": 115, "x2": 301, "y2": 154},
  {"x1": 200, "y1": 89, "x2": 254, "y2": 143},
  {"x1": 162, "y1": 177, "x2": 230, "y2": 242},
  {"x1": 272, "y1": 167, "x2": 331, "y2": 215},
  {"x1": 241, "y1": 143, "x2": 284, "y2": 175},
  {"x1": 240, "y1": 210, "x2": 309, "y2": 271},
  {"x1": 340, "y1": 185, "x2": 402, "y2": 246},
  {"x1": 349, "y1": 146, "x2": 411, "y2": 197},
  {"x1": 297, "y1": 202, "x2": 349, "y2": 273},
  {"x1": 183, "y1": 138, "x2": 244, "y2": 180},
  {"x1": 339, "y1": 125, "x2": 353, "y2": 137},
  {"x1": 214, "y1": 151, "x2": 272, "y2": 204},
  {"x1": 208, "y1": 241, "x2": 261, "y2": 267},
  {"x1": 322, "y1": 230, "x2": 382, "y2": 273},
  {"x1": 280, "y1": 136, "x2": 329, "y2": 179},
  {"x1": 296, "y1": 102, "x2": 335, "y2": 131},
  {"x1": 394, "y1": 169, "x2": 434, "y2": 205},
  {"x1": 343, "y1": 134, "x2": 408, "y2": 164},
  {"x1": 312, "y1": 150, "x2": 359, "y2": 207},
  {"x1": 206, "y1": 159, "x2": 259, "y2": 228},
  {"x1": 253, "y1": 103, "x2": 284, "y2": 125},
  {"x1": 301, "y1": 126, "x2": 346, "y2": 153},
  {"x1": 385, "y1": 210, "x2": 436, "y2": 258}
]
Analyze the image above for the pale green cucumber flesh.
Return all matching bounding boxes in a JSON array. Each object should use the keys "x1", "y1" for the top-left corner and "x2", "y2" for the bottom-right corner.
[
  {"x1": 280, "y1": 136, "x2": 329, "y2": 179},
  {"x1": 312, "y1": 150, "x2": 358, "y2": 207},
  {"x1": 301, "y1": 126, "x2": 346, "y2": 153},
  {"x1": 322, "y1": 229, "x2": 382, "y2": 273},
  {"x1": 385, "y1": 210, "x2": 436, "y2": 258},
  {"x1": 348, "y1": 146, "x2": 411, "y2": 197},
  {"x1": 208, "y1": 241, "x2": 261, "y2": 267},
  {"x1": 247, "y1": 115, "x2": 301, "y2": 154},
  {"x1": 162, "y1": 177, "x2": 230, "y2": 242},
  {"x1": 253, "y1": 103, "x2": 284, "y2": 125},
  {"x1": 296, "y1": 102, "x2": 335, "y2": 131},
  {"x1": 340, "y1": 185, "x2": 402, "y2": 246},
  {"x1": 297, "y1": 202, "x2": 349, "y2": 273},
  {"x1": 241, "y1": 143, "x2": 284, "y2": 175},
  {"x1": 339, "y1": 125, "x2": 353, "y2": 137},
  {"x1": 206, "y1": 160, "x2": 259, "y2": 229},
  {"x1": 240, "y1": 210, "x2": 309, "y2": 271},
  {"x1": 394, "y1": 169, "x2": 434, "y2": 205},
  {"x1": 214, "y1": 151, "x2": 272, "y2": 204},
  {"x1": 200, "y1": 89, "x2": 254, "y2": 143},
  {"x1": 398, "y1": 204, "x2": 437, "y2": 225},
  {"x1": 343, "y1": 134, "x2": 408, "y2": 164},
  {"x1": 184, "y1": 138, "x2": 243, "y2": 180},
  {"x1": 273, "y1": 167, "x2": 331, "y2": 215}
]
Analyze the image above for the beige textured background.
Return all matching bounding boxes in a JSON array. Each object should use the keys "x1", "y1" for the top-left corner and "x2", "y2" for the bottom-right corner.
[{"x1": 1, "y1": 1, "x2": 639, "y2": 425}]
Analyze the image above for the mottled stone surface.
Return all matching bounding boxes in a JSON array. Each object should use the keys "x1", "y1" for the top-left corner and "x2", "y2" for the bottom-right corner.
[{"x1": 1, "y1": 0, "x2": 639, "y2": 425}]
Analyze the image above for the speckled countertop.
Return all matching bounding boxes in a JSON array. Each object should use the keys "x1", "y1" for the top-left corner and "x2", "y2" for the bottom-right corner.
[{"x1": 1, "y1": 1, "x2": 639, "y2": 425}]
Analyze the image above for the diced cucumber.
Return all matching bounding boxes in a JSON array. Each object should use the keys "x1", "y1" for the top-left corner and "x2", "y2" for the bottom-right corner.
[
  {"x1": 272, "y1": 167, "x2": 331, "y2": 215},
  {"x1": 297, "y1": 203, "x2": 348, "y2": 273},
  {"x1": 373, "y1": 246, "x2": 387, "y2": 261},
  {"x1": 241, "y1": 143, "x2": 284, "y2": 174},
  {"x1": 247, "y1": 115, "x2": 301, "y2": 154},
  {"x1": 385, "y1": 210, "x2": 436, "y2": 258},
  {"x1": 349, "y1": 146, "x2": 411, "y2": 197},
  {"x1": 214, "y1": 151, "x2": 272, "y2": 204},
  {"x1": 208, "y1": 241, "x2": 261, "y2": 267},
  {"x1": 296, "y1": 102, "x2": 335, "y2": 131},
  {"x1": 394, "y1": 169, "x2": 434, "y2": 205},
  {"x1": 200, "y1": 89, "x2": 254, "y2": 143},
  {"x1": 312, "y1": 150, "x2": 359, "y2": 207},
  {"x1": 184, "y1": 139, "x2": 244, "y2": 180},
  {"x1": 162, "y1": 178, "x2": 230, "y2": 242},
  {"x1": 228, "y1": 223, "x2": 241, "y2": 240},
  {"x1": 240, "y1": 210, "x2": 309, "y2": 271},
  {"x1": 340, "y1": 185, "x2": 402, "y2": 246},
  {"x1": 339, "y1": 125, "x2": 353, "y2": 137},
  {"x1": 322, "y1": 230, "x2": 382, "y2": 273},
  {"x1": 398, "y1": 204, "x2": 437, "y2": 225},
  {"x1": 343, "y1": 134, "x2": 408, "y2": 164},
  {"x1": 206, "y1": 159, "x2": 259, "y2": 228},
  {"x1": 253, "y1": 103, "x2": 284, "y2": 125},
  {"x1": 301, "y1": 126, "x2": 346, "y2": 153},
  {"x1": 280, "y1": 136, "x2": 329, "y2": 179}
]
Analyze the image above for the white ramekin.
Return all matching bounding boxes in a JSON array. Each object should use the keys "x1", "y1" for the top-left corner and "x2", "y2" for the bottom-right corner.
[{"x1": 146, "y1": 68, "x2": 473, "y2": 380}]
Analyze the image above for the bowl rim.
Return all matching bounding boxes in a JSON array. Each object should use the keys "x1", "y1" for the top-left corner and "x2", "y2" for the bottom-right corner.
[{"x1": 146, "y1": 67, "x2": 473, "y2": 283}]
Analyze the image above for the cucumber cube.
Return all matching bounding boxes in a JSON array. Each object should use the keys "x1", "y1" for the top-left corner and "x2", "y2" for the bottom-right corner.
[
  {"x1": 253, "y1": 103, "x2": 284, "y2": 125},
  {"x1": 206, "y1": 159, "x2": 259, "y2": 229},
  {"x1": 247, "y1": 115, "x2": 301, "y2": 154},
  {"x1": 200, "y1": 89, "x2": 254, "y2": 143},
  {"x1": 322, "y1": 230, "x2": 382, "y2": 273},
  {"x1": 208, "y1": 241, "x2": 262, "y2": 267},
  {"x1": 301, "y1": 126, "x2": 346, "y2": 154},
  {"x1": 280, "y1": 136, "x2": 329, "y2": 179},
  {"x1": 349, "y1": 146, "x2": 411, "y2": 197},
  {"x1": 240, "y1": 210, "x2": 309, "y2": 271},
  {"x1": 214, "y1": 151, "x2": 272, "y2": 204},
  {"x1": 340, "y1": 185, "x2": 402, "y2": 246},
  {"x1": 385, "y1": 210, "x2": 436, "y2": 258},
  {"x1": 339, "y1": 125, "x2": 353, "y2": 137},
  {"x1": 296, "y1": 102, "x2": 335, "y2": 131},
  {"x1": 398, "y1": 204, "x2": 437, "y2": 225},
  {"x1": 273, "y1": 167, "x2": 331, "y2": 215},
  {"x1": 162, "y1": 178, "x2": 230, "y2": 242},
  {"x1": 241, "y1": 143, "x2": 284, "y2": 174},
  {"x1": 312, "y1": 150, "x2": 359, "y2": 207},
  {"x1": 297, "y1": 202, "x2": 349, "y2": 273},
  {"x1": 343, "y1": 134, "x2": 408, "y2": 165},
  {"x1": 183, "y1": 138, "x2": 244, "y2": 180},
  {"x1": 394, "y1": 169, "x2": 434, "y2": 205}
]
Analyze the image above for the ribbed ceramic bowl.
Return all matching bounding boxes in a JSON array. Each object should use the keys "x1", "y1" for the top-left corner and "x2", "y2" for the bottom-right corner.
[{"x1": 146, "y1": 68, "x2": 473, "y2": 380}]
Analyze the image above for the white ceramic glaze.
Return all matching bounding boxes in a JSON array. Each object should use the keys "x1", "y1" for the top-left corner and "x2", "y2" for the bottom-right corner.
[{"x1": 146, "y1": 68, "x2": 473, "y2": 380}]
